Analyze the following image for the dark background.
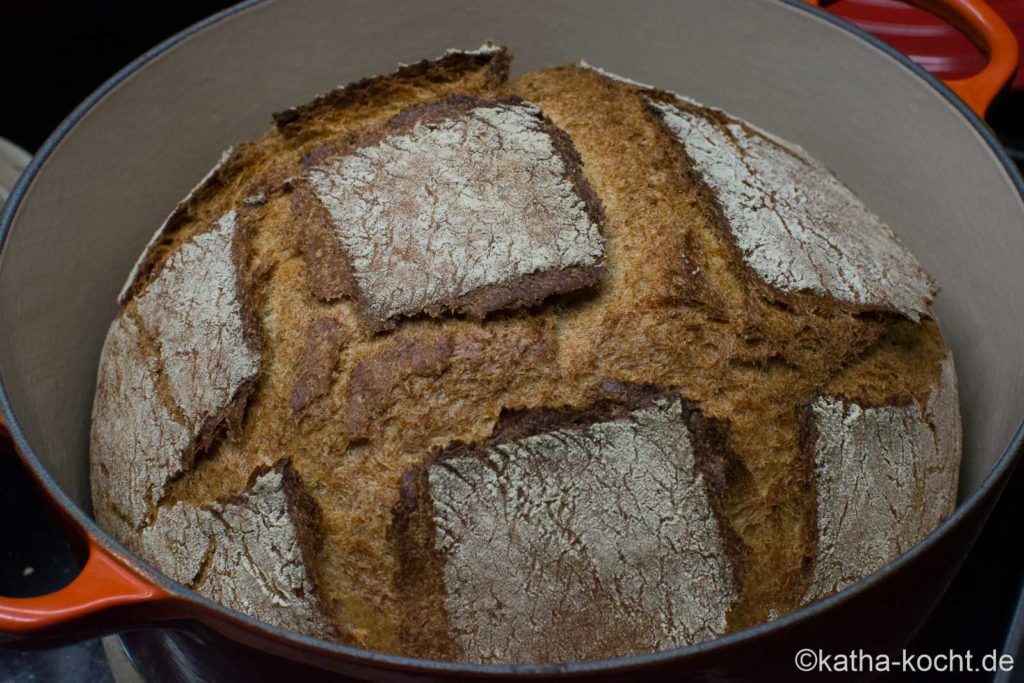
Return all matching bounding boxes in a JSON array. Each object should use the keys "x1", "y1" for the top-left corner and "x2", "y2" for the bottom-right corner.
[
  {"x1": 0, "y1": 2, "x2": 237, "y2": 153},
  {"x1": 0, "y1": 1, "x2": 1022, "y2": 681}
]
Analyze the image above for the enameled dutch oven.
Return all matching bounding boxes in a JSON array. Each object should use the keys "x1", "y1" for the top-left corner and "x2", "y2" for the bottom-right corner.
[{"x1": 1, "y1": 1, "x2": 1022, "y2": 680}]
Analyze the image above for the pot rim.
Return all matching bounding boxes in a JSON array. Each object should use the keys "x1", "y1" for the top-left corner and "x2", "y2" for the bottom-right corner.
[{"x1": 1, "y1": 0, "x2": 1023, "y2": 676}]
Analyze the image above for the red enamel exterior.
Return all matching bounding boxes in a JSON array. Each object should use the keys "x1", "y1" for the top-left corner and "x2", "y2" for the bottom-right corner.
[{"x1": 822, "y1": 0, "x2": 1024, "y2": 91}]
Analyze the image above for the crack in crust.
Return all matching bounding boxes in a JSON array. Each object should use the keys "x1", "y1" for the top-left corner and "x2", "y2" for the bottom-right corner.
[
  {"x1": 94, "y1": 43, "x2": 522, "y2": 643},
  {"x1": 90, "y1": 314, "x2": 193, "y2": 543},
  {"x1": 141, "y1": 463, "x2": 335, "y2": 638},
  {"x1": 800, "y1": 352, "x2": 961, "y2": 602},
  {"x1": 134, "y1": 212, "x2": 261, "y2": 423},
  {"x1": 393, "y1": 387, "x2": 743, "y2": 663},
  {"x1": 91, "y1": 211, "x2": 261, "y2": 542},
  {"x1": 645, "y1": 95, "x2": 934, "y2": 321},
  {"x1": 298, "y1": 96, "x2": 606, "y2": 330}
]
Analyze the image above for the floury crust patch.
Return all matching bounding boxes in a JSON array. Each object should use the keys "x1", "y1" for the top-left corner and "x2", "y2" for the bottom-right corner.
[
  {"x1": 301, "y1": 96, "x2": 606, "y2": 329},
  {"x1": 801, "y1": 352, "x2": 961, "y2": 603},
  {"x1": 647, "y1": 96, "x2": 933, "y2": 320},
  {"x1": 395, "y1": 387, "x2": 742, "y2": 664},
  {"x1": 92, "y1": 211, "x2": 260, "y2": 543},
  {"x1": 142, "y1": 464, "x2": 336, "y2": 639}
]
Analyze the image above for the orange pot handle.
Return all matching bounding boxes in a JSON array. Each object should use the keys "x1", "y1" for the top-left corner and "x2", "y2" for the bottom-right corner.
[
  {"x1": 0, "y1": 537, "x2": 172, "y2": 644},
  {"x1": 808, "y1": 0, "x2": 1019, "y2": 117},
  {"x1": 0, "y1": 418, "x2": 173, "y2": 645}
]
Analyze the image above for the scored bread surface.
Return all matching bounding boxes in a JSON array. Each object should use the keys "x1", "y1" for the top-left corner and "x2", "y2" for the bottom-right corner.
[
  {"x1": 301, "y1": 95, "x2": 605, "y2": 329},
  {"x1": 90, "y1": 45, "x2": 961, "y2": 663},
  {"x1": 141, "y1": 463, "x2": 335, "y2": 638},
  {"x1": 646, "y1": 96, "x2": 933, "y2": 321}
]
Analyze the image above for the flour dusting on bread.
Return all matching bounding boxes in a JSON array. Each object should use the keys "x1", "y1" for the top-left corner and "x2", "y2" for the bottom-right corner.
[
  {"x1": 142, "y1": 464, "x2": 335, "y2": 638},
  {"x1": 647, "y1": 97, "x2": 934, "y2": 320},
  {"x1": 118, "y1": 147, "x2": 236, "y2": 305},
  {"x1": 92, "y1": 211, "x2": 261, "y2": 542},
  {"x1": 395, "y1": 389, "x2": 741, "y2": 663},
  {"x1": 801, "y1": 351, "x2": 960, "y2": 602},
  {"x1": 134, "y1": 211, "x2": 260, "y2": 421},
  {"x1": 304, "y1": 97, "x2": 605, "y2": 329},
  {"x1": 91, "y1": 314, "x2": 192, "y2": 542}
]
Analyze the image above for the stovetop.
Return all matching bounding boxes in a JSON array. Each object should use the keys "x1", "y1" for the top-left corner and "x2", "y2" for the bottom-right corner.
[{"x1": 1, "y1": 3, "x2": 1023, "y2": 682}]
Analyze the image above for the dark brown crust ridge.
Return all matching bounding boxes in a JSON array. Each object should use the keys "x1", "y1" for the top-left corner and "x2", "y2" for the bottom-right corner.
[
  {"x1": 391, "y1": 464, "x2": 455, "y2": 661},
  {"x1": 269, "y1": 461, "x2": 336, "y2": 631},
  {"x1": 295, "y1": 95, "x2": 606, "y2": 331},
  {"x1": 293, "y1": 190, "x2": 360, "y2": 301},
  {"x1": 458, "y1": 381, "x2": 672, "y2": 447},
  {"x1": 684, "y1": 402, "x2": 751, "y2": 591},
  {"x1": 272, "y1": 47, "x2": 512, "y2": 137},
  {"x1": 289, "y1": 317, "x2": 350, "y2": 413}
]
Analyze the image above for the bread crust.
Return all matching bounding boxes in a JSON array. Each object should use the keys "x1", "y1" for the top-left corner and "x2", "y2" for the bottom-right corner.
[
  {"x1": 272, "y1": 46, "x2": 511, "y2": 138},
  {"x1": 90, "y1": 48, "x2": 962, "y2": 661},
  {"x1": 645, "y1": 93, "x2": 934, "y2": 321},
  {"x1": 91, "y1": 211, "x2": 260, "y2": 543},
  {"x1": 91, "y1": 313, "x2": 193, "y2": 544},
  {"x1": 94, "y1": 44, "x2": 519, "y2": 644}
]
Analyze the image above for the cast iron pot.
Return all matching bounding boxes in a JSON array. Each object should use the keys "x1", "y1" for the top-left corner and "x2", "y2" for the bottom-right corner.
[{"x1": 0, "y1": 0, "x2": 1022, "y2": 680}]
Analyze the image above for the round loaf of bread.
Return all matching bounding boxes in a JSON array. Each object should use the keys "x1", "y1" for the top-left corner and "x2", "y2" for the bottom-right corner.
[{"x1": 90, "y1": 45, "x2": 961, "y2": 664}]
